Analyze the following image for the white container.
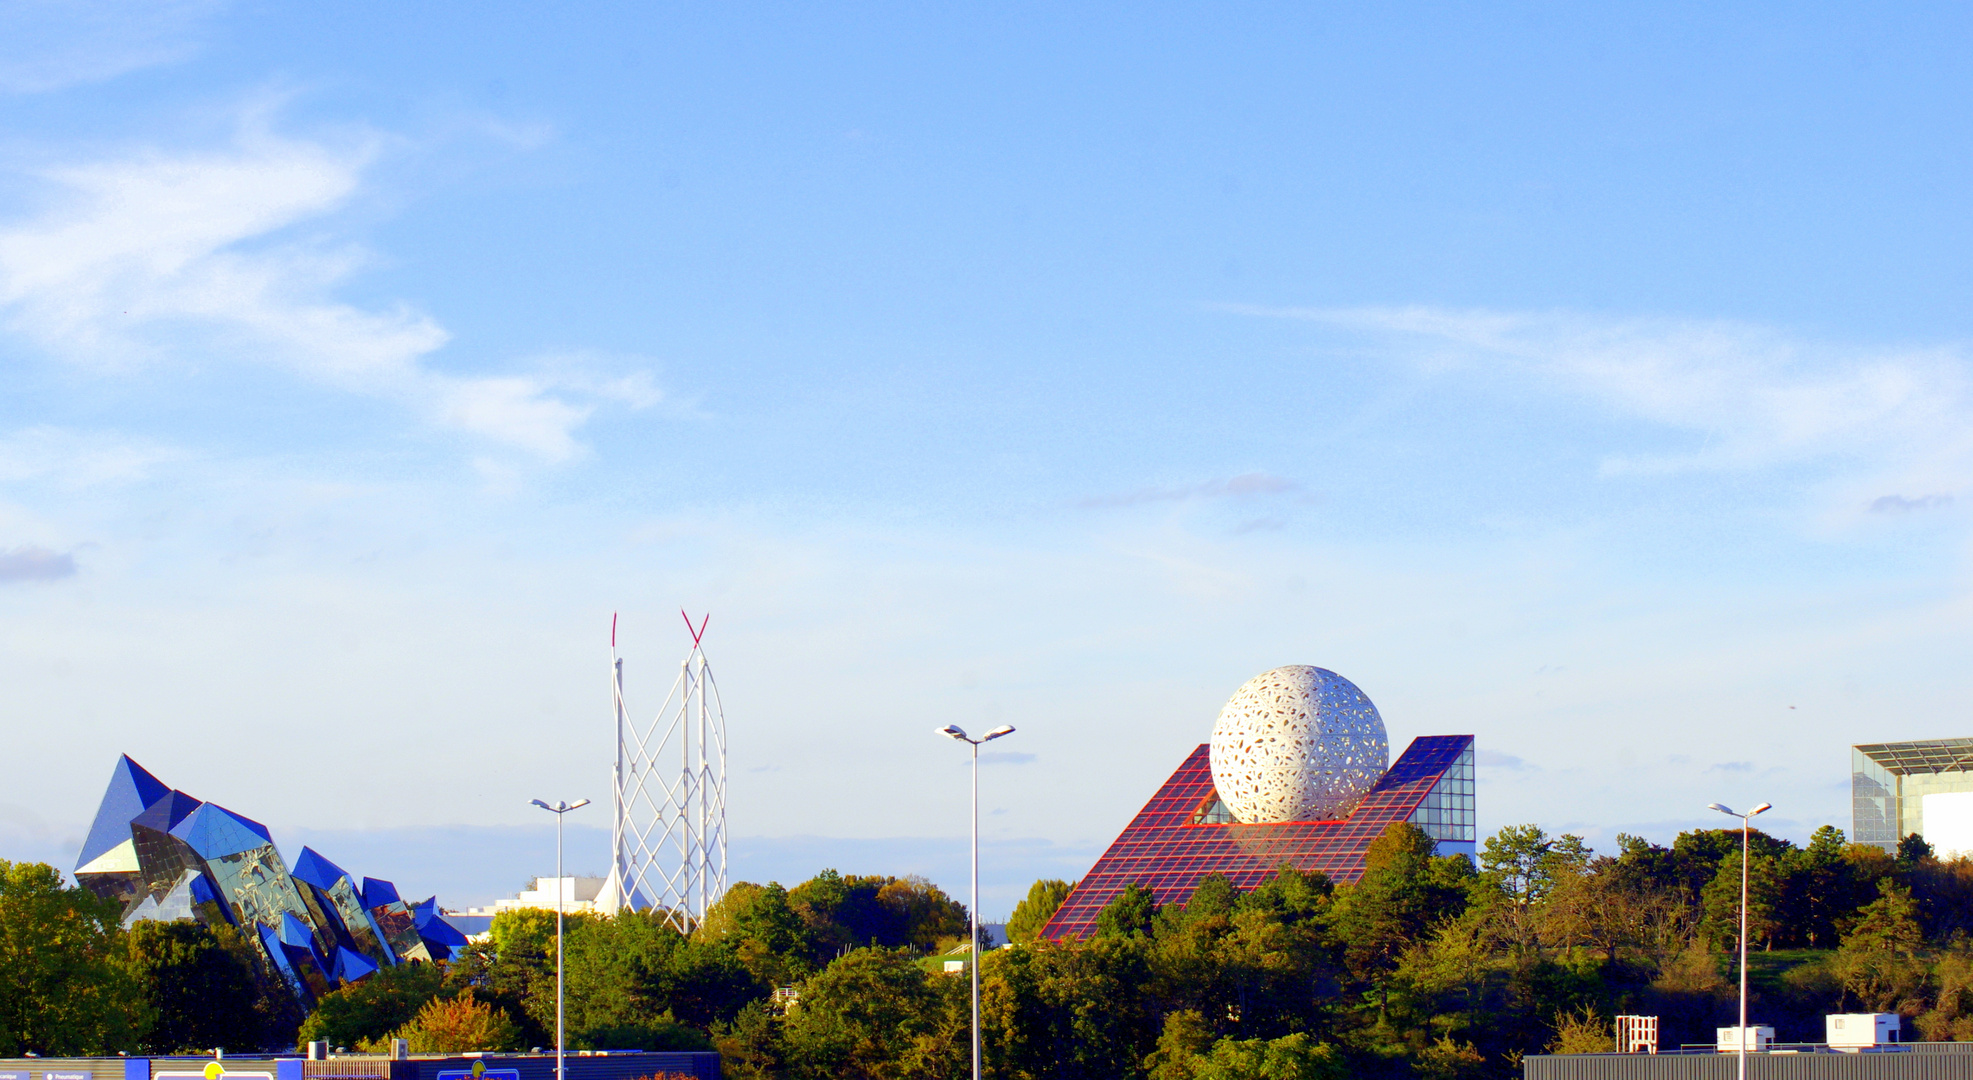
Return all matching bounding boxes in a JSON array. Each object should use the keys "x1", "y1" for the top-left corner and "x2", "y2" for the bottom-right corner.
[
  {"x1": 1717, "y1": 1026, "x2": 1774, "y2": 1053},
  {"x1": 1827, "y1": 1013, "x2": 1901, "y2": 1049}
]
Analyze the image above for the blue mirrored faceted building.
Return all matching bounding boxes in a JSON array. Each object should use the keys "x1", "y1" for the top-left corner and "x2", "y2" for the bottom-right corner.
[{"x1": 75, "y1": 755, "x2": 467, "y2": 1005}]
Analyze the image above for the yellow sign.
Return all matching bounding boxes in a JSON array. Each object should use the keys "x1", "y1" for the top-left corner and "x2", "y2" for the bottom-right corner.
[{"x1": 203, "y1": 1064, "x2": 224, "y2": 1080}]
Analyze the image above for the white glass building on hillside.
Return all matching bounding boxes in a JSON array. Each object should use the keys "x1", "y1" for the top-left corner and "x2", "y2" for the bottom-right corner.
[{"x1": 1853, "y1": 738, "x2": 1973, "y2": 855}]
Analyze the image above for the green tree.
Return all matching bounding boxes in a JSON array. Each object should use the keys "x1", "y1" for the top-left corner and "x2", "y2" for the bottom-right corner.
[
  {"x1": 1145, "y1": 1011, "x2": 1347, "y2": 1080},
  {"x1": 1479, "y1": 825, "x2": 1586, "y2": 907},
  {"x1": 488, "y1": 907, "x2": 562, "y2": 960},
  {"x1": 780, "y1": 947, "x2": 958, "y2": 1080},
  {"x1": 1781, "y1": 825, "x2": 1860, "y2": 948},
  {"x1": 699, "y1": 881, "x2": 811, "y2": 988},
  {"x1": 1830, "y1": 878, "x2": 1927, "y2": 1012},
  {"x1": 1095, "y1": 883, "x2": 1159, "y2": 939},
  {"x1": 785, "y1": 870, "x2": 966, "y2": 960},
  {"x1": 548, "y1": 910, "x2": 756, "y2": 1044},
  {"x1": 983, "y1": 937, "x2": 1156, "y2": 1080},
  {"x1": 0, "y1": 860, "x2": 146, "y2": 1055},
  {"x1": 1700, "y1": 850, "x2": 1785, "y2": 951},
  {"x1": 123, "y1": 920, "x2": 259, "y2": 1053},
  {"x1": 1898, "y1": 832, "x2": 1936, "y2": 868},
  {"x1": 877, "y1": 877, "x2": 969, "y2": 952},
  {"x1": 1006, "y1": 880, "x2": 1073, "y2": 944},
  {"x1": 1842, "y1": 877, "x2": 1924, "y2": 954},
  {"x1": 299, "y1": 960, "x2": 447, "y2": 1049},
  {"x1": 1192, "y1": 1032, "x2": 1347, "y2": 1080},
  {"x1": 1325, "y1": 824, "x2": 1471, "y2": 986}
]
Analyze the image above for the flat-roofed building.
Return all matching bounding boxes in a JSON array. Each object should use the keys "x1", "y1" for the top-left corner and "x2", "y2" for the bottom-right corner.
[{"x1": 1852, "y1": 738, "x2": 1973, "y2": 854}]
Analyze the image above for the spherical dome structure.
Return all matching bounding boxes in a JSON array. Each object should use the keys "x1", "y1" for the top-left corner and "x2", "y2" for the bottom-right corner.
[{"x1": 1208, "y1": 666, "x2": 1389, "y2": 824}]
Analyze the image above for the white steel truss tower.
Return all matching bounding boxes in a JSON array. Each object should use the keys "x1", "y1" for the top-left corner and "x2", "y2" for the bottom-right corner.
[{"x1": 606, "y1": 612, "x2": 727, "y2": 930}]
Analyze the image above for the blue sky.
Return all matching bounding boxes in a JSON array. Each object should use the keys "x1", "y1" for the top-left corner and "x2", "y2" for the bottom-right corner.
[{"x1": 5, "y1": 2, "x2": 1973, "y2": 913}]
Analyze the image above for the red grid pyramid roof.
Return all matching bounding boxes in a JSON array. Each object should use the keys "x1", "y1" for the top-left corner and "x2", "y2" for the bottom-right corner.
[{"x1": 1038, "y1": 735, "x2": 1473, "y2": 940}]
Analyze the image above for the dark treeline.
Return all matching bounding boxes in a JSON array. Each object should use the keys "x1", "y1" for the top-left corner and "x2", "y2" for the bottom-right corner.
[{"x1": 10, "y1": 822, "x2": 1973, "y2": 1078}]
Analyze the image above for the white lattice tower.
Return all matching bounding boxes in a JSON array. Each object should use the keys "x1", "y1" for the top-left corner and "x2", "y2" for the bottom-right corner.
[{"x1": 608, "y1": 613, "x2": 728, "y2": 931}]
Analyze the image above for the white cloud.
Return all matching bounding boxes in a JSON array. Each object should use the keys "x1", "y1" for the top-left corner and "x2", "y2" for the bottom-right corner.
[
  {"x1": 0, "y1": 426, "x2": 183, "y2": 488},
  {"x1": 1079, "y1": 472, "x2": 1302, "y2": 509},
  {"x1": 0, "y1": 0, "x2": 223, "y2": 93},
  {"x1": 0, "y1": 114, "x2": 655, "y2": 460},
  {"x1": 1233, "y1": 304, "x2": 1973, "y2": 485}
]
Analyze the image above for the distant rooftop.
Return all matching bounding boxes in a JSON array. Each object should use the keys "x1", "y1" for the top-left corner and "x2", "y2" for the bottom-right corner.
[{"x1": 1855, "y1": 738, "x2": 1973, "y2": 775}]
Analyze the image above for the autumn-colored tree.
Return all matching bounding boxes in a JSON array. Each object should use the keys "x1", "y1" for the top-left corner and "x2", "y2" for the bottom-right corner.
[{"x1": 385, "y1": 990, "x2": 522, "y2": 1053}]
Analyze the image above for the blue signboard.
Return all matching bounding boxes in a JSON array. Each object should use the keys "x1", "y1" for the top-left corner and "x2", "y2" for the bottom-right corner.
[
  {"x1": 0, "y1": 1071, "x2": 26, "y2": 1080},
  {"x1": 45, "y1": 1072, "x2": 92, "y2": 1080}
]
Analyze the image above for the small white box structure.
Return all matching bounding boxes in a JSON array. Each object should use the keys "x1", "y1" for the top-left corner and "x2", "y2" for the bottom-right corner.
[
  {"x1": 943, "y1": 960, "x2": 965, "y2": 974},
  {"x1": 1717, "y1": 1026, "x2": 1775, "y2": 1053},
  {"x1": 1827, "y1": 1013, "x2": 1901, "y2": 1049},
  {"x1": 1616, "y1": 1015, "x2": 1658, "y2": 1054}
]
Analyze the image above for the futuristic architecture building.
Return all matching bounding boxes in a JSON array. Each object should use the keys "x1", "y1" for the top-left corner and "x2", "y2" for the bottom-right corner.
[
  {"x1": 74, "y1": 755, "x2": 468, "y2": 1005},
  {"x1": 1853, "y1": 738, "x2": 1973, "y2": 855},
  {"x1": 1039, "y1": 665, "x2": 1475, "y2": 940}
]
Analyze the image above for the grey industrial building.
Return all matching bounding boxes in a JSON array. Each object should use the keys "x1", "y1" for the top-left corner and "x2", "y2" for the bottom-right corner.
[{"x1": 1526, "y1": 1045, "x2": 1973, "y2": 1080}]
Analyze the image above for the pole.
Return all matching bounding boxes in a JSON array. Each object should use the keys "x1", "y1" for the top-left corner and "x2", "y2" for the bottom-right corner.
[
  {"x1": 970, "y1": 738, "x2": 981, "y2": 1080},
  {"x1": 1738, "y1": 815, "x2": 1748, "y2": 1080},
  {"x1": 557, "y1": 807, "x2": 566, "y2": 1080},
  {"x1": 612, "y1": 656, "x2": 623, "y2": 912}
]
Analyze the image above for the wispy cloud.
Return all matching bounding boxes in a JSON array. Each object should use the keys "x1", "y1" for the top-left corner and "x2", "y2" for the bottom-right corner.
[
  {"x1": 0, "y1": 111, "x2": 654, "y2": 460},
  {"x1": 0, "y1": 426, "x2": 183, "y2": 488},
  {"x1": 1871, "y1": 493, "x2": 1953, "y2": 514},
  {"x1": 0, "y1": 545, "x2": 76, "y2": 583},
  {"x1": 1079, "y1": 472, "x2": 1301, "y2": 509},
  {"x1": 0, "y1": 0, "x2": 223, "y2": 93},
  {"x1": 1231, "y1": 305, "x2": 1973, "y2": 480}
]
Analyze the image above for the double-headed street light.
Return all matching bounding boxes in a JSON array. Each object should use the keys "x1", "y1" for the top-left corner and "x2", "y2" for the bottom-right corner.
[
  {"x1": 938, "y1": 723, "x2": 1015, "y2": 1080},
  {"x1": 531, "y1": 798, "x2": 590, "y2": 1080},
  {"x1": 1707, "y1": 800, "x2": 1771, "y2": 1080}
]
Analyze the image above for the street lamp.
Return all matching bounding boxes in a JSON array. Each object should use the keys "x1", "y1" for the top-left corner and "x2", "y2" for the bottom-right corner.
[
  {"x1": 531, "y1": 798, "x2": 590, "y2": 1080},
  {"x1": 1708, "y1": 800, "x2": 1771, "y2": 1080},
  {"x1": 938, "y1": 723, "x2": 1015, "y2": 1080}
]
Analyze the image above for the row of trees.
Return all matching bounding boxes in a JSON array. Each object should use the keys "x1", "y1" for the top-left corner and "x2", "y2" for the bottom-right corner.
[
  {"x1": 12, "y1": 821, "x2": 1973, "y2": 1076},
  {"x1": 0, "y1": 860, "x2": 299, "y2": 1055}
]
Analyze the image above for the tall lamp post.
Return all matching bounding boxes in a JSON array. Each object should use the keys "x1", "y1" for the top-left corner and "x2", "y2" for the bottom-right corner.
[
  {"x1": 1708, "y1": 800, "x2": 1771, "y2": 1080},
  {"x1": 532, "y1": 798, "x2": 591, "y2": 1080},
  {"x1": 938, "y1": 723, "x2": 1015, "y2": 1080}
]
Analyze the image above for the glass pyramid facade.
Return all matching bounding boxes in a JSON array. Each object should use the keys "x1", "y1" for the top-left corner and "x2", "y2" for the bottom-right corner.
[
  {"x1": 75, "y1": 755, "x2": 468, "y2": 1005},
  {"x1": 1038, "y1": 735, "x2": 1476, "y2": 940}
]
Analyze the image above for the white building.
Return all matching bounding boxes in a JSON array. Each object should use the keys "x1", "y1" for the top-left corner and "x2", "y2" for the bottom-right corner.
[{"x1": 451, "y1": 876, "x2": 610, "y2": 923}]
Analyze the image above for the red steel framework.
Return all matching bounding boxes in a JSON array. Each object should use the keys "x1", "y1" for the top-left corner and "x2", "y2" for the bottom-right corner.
[{"x1": 1038, "y1": 735, "x2": 1474, "y2": 940}]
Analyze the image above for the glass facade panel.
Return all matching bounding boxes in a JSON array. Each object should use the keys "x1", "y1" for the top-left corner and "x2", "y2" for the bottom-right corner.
[
  {"x1": 1852, "y1": 749, "x2": 1898, "y2": 851},
  {"x1": 1410, "y1": 744, "x2": 1476, "y2": 846}
]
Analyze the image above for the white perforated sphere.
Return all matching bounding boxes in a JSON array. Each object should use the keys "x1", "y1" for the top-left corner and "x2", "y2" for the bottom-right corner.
[{"x1": 1209, "y1": 666, "x2": 1389, "y2": 824}]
